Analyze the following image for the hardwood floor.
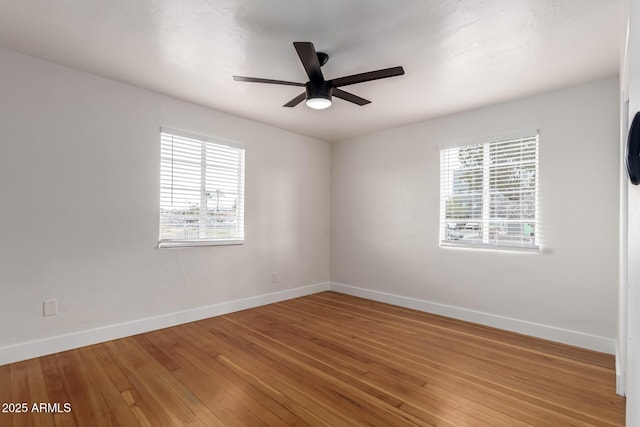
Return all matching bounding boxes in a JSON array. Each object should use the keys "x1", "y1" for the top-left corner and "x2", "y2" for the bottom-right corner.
[{"x1": 0, "y1": 292, "x2": 625, "y2": 426}]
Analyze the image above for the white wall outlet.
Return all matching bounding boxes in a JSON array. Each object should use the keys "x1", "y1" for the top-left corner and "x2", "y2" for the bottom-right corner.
[
  {"x1": 43, "y1": 299, "x2": 57, "y2": 317},
  {"x1": 272, "y1": 272, "x2": 277, "y2": 283}
]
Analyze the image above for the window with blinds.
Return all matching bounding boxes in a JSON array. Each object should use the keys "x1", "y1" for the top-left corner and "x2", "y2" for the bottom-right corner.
[
  {"x1": 439, "y1": 132, "x2": 538, "y2": 250},
  {"x1": 159, "y1": 129, "x2": 245, "y2": 247}
]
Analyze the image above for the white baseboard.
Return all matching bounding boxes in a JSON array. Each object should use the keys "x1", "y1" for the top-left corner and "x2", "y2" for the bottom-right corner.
[
  {"x1": 616, "y1": 374, "x2": 624, "y2": 396},
  {"x1": 1, "y1": 281, "x2": 615, "y2": 365},
  {"x1": 329, "y1": 282, "x2": 616, "y2": 354},
  {"x1": 615, "y1": 347, "x2": 625, "y2": 396},
  {"x1": 0, "y1": 282, "x2": 330, "y2": 366}
]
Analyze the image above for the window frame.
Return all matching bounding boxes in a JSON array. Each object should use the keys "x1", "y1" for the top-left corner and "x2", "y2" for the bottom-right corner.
[
  {"x1": 439, "y1": 130, "x2": 539, "y2": 252},
  {"x1": 159, "y1": 127, "x2": 245, "y2": 249}
]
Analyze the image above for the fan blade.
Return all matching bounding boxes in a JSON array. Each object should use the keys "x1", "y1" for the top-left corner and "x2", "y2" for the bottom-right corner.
[
  {"x1": 283, "y1": 92, "x2": 306, "y2": 107},
  {"x1": 333, "y1": 89, "x2": 371, "y2": 106},
  {"x1": 330, "y1": 66, "x2": 404, "y2": 87},
  {"x1": 293, "y1": 42, "x2": 324, "y2": 83},
  {"x1": 233, "y1": 75, "x2": 304, "y2": 87}
]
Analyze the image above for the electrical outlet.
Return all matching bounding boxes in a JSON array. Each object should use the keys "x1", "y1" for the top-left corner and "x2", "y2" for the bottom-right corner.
[
  {"x1": 272, "y1": 272, "x2": 277, "y2": 283},
  {"x1": 43, "y1": 299, "x2": 57, "y2": 317}
]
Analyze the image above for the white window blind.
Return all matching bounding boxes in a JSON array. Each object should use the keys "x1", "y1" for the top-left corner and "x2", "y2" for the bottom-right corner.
[
  {"x1": 439, "y1": 133, "x2": 538, "y2": 250},
  {"x1": 160, "y1": 129, "x2": 245, "y2": 247}
]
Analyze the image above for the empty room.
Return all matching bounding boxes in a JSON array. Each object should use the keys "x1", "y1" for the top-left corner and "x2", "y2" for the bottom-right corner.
[{"x1": 1, "y1": 0, "x2": 639, "y2": 426}]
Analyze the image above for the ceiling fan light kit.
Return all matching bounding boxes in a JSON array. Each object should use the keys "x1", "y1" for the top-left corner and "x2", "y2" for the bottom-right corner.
[
  {"x1": 305, "y1": 80, "x2": 333, "y2": 109},
  {"x1": 233, "y1": 41, "x2": 404, "y2": 110},
  {"x1": 306, "y1": 97, "x2": 332, "y2": 109}
]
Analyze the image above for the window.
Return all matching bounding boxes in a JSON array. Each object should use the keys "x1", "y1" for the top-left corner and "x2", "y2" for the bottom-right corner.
[
  {"x1": 159, "y1": 128, "x2": 245, "y2": 247},
  {"x1": 439, "y1": 131, "x2": 538, "y2": 250}
]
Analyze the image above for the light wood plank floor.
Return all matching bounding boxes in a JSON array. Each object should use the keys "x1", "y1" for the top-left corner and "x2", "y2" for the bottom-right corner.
[{"x1": 0, "y1": 292, "x2": 625, "y2": 426}]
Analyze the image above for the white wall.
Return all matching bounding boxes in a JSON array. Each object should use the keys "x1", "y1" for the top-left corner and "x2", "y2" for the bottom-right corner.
[
  {"x1": 623, "y1": 0, "x2": 640, "y2": 423},
  {"x1": 0, "y1": 48, "x2": 330, "y2": 359},
  {"x1": 331, "y1": 78, "x2": 620, "y2": 352}
]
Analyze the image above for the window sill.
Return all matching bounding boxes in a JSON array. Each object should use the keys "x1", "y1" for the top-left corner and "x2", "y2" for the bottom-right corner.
[
  {"x1": 159, "y1": 239, "x2": 244, "y2": 249},
  {"x1": 440, "y1": 242, "x2": 539, "y2": 254}
]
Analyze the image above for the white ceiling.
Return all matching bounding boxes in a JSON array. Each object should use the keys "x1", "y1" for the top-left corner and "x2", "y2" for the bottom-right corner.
[{"x1": 0, "y1": 0, "x2": 620, "y2": 142}]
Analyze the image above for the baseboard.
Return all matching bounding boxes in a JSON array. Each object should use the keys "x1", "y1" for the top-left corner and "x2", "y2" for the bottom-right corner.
[
  {"x1": 329, "y1": 282, "x2": 615, "y2": 354},
  {"x1": 616, "y1": 374, "x2": 624, "y2": 396},
  {"x1": 1, "y1": 281, "x2": 615, "y2": 366},
  {"x1": 0, "y1": 282, "x2": 330, "y2": 366},
  {"x1": 615, "y1": 346, "x2": 626, "y2": 396}
]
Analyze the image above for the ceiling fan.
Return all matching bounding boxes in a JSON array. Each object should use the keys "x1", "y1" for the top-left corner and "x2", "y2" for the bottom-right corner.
[{"x1": 233, "y1": 41, "x2": 405, "y2": 110}]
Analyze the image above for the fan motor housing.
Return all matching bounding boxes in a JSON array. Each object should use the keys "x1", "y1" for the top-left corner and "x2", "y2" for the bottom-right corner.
[{"x1": 306, "y1": 80, "x2": 333, "y2": 101}]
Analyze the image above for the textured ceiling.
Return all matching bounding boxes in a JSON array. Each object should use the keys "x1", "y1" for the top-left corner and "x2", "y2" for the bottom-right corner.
[{"x1": 0, "y1": 0, "x2": 620, "y2": 141}]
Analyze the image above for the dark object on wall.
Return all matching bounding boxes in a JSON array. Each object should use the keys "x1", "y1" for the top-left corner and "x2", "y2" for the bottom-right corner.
[
  {"x1": 627, "y1": 112, "x2": 640, "y2": 185},
  {"x1": 233, "y1": 42, "x2": 404, "y2": 109}
]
